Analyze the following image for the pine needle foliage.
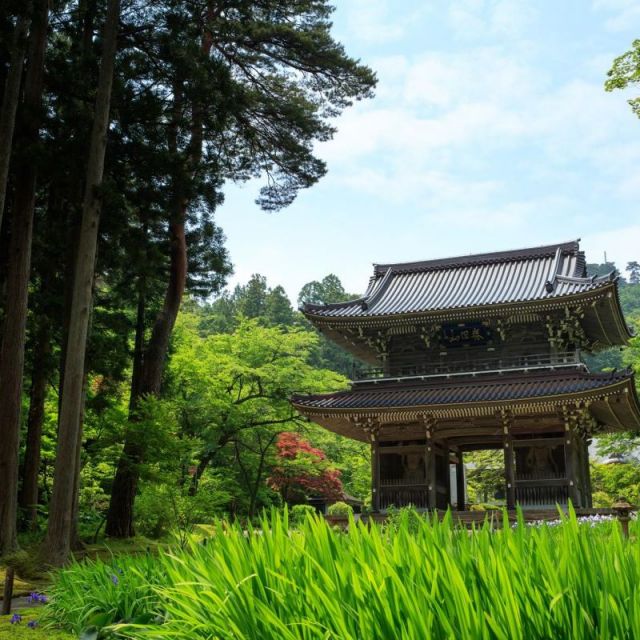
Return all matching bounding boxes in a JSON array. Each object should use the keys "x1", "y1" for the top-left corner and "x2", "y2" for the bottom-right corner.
[{"x1": 46, "y1": 508, "x2": 640, "y2": 639}]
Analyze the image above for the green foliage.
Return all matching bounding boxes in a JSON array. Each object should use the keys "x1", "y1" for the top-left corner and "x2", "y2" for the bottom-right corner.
[
  {"x1": 44, "y1": 553, "x2": 165, "y2": 637},
  {"x1": 297, "y1": 274, "x2": 354, "y2": 308},
  {"x1": 163, "y1": 312, "x2": 348, "y2": 515},
  {"x1": 4, "y1": 0, "x2": 375, "y2": 554},
  {"x1": 134, "y1": 477, "x2": 229, "y2": 543},
  {"x1": 464, "y1": 449, "x2": 505, "y2": 505},
  {"x1": 327, "y1": 501, "x2": 353, "y2": 517},
  {"x1": 289, "y1": 504, "x2": 317, "y2": 526},
  {"x1": 606, "y1": 38, "x2": 640, "y2": 118},
  {"x1": 298, "y1": 273, "x2": 363, "y2": 377},
  {"x1": 47, "y1": 510, "x2": 640, "y2": 639},
  {"x1": 383, "y1": 504, "x2": 427, "y2": 533},
  {"x1": 591, "y1": 462, "x2": 640, "y2": 506}
]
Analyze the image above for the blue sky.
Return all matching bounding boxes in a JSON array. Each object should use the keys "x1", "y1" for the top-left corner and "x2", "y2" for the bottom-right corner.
[{"x1": 216, "y1": 0, "x2": 640, "y2": 302}]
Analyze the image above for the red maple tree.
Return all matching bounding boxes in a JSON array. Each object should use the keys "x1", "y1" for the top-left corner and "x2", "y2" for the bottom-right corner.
[{"x1": 268, "y1": 432, "x2": 344, "y2": 502}]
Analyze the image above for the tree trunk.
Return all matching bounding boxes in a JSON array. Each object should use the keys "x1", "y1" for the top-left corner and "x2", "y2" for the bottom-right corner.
[
  {"x1": 0, "y1": 5, "x2": 32, "y2": 231},
  {"x1": 19, "y1": 321, "x2": 50, "y2": 530},
  {"x1": 104, "y1": 2, "x2": 212, "y2": 537},
  {"x1": 69, "y1": 370, "x2": 89, "y2": 550},
  {"x1": 42, "y1": 0, "x2": 121, "y2": 566},
  {"x1": 105, "y1": 215, "x2": 188, "y2": 538},
  {"x1": 129, "y1": 261, "x2": 146, "y2": 413},
  {"x1": 0, "y1": 0, "x2": 47, "y2": 557}
]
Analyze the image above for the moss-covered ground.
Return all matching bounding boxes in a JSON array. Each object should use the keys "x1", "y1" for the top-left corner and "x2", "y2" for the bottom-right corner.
[{"x1": 0, "y1": 607, "x2": 73, "y2": 639}]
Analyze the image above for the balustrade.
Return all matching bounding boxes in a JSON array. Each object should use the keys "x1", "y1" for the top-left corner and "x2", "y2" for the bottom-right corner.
[
  {"x1": 354, "y1": 351, "x2": 581, "y2": 382},
  {"x1": 515, "y1": 485, "x2": 569, "y2": 506},
  {"x1": 379, "y1": 486, "x2": 430, "y2": 510}
]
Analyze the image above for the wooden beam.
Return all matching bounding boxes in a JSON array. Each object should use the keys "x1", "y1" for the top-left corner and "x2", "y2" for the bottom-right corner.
[
  {"x1": 512, "y1": 437, "x2": 565, "y2": 448},
  {"x1": 379, "y1": 445, "x2": 427, "y2": 455},
  {"x1": 515, "y1": 478, "x2": 569, "y2": 488}
]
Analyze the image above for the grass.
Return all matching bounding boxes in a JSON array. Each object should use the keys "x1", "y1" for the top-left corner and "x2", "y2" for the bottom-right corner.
[{"x1": 40, "y1": 507, "x2": 640, "y2": 639}]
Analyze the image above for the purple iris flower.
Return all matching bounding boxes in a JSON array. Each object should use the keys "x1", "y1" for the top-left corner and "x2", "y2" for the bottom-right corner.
[
  {"x1": 27, "y1": 619, "x2": 38, "y2": 628},
  {"x1": 10, "y1": 613, "x2": 22, "y2": 624},
  {"x1": 111, "y1": 574, "x2": 119, "y2": 585},
  {"x1": 27, "y1": 592, "x2": 47, "y2": 604}
]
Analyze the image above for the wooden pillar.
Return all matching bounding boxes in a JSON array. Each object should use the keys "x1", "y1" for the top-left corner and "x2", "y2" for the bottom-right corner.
[
  {"x1": 574, "y1": 431, "x2": 588, "y2": 509},
  {"x1": 584, "y1": 438, "x2": 593, "y2": 508},
  {"x1": 564, "y1": 410, "x2": 581, "y2": 508},
  {"x1": 442, "y1": 440, "x2": 451, "y2": 508},
  {"x1": 371, "y1": 433, "x2": 380, "y2": 512},
  {"x1": 424, "y1": 417, "x2": 436, "y2": 510},
  {"x1": 501, "y1": 411, "x2": 516, "y2": 509},
  {"x1": 504, "y1": 437, "x2": 516, "y2": 509},
  {"x1": 456, "y1": 451, "x2": 465, "y2": 511}
]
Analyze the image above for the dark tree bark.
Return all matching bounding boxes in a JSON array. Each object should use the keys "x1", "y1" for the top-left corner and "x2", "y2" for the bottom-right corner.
[
  {"x1": 129, "y1": 259, "x2": 147, "y2": 413},
  {"x1": 69, "y1": 370, "x2": 89, "y2": 551},
  {"x1": 105, "y1": 11, "x2": 210, "y2": 536},
  {"x1": 0, "y1": 0, "x2": 48, "y2": 557},
  {"x1": 0, "y1": 4, "x2": 32, "y2": 230},
  {"x1": 19, "y1": 321, "x2": 51, "y2": 530},
  {"x1": 42, "y1": 0, "x2": 121, "y2": 566},
  {"x1": 105, "y1": 214, "x2": 188, "y2": 537}
]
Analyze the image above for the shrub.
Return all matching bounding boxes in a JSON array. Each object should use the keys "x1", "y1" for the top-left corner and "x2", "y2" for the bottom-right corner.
[
  {"x1": 327, "y1": 501, "x2": 353, "y2": 517},
  {"x1": 135, "y1": 478, "x2": 229, "y2": 542},
  {"x1": 134, "y1": 485, "x2": 174, "y2": 539},
  {"x1": 289, "y1": 504, "x2": 316, "y2": 525},
  {"x1": 44, "y1": 553, "x2": 165, "y2": 638}
]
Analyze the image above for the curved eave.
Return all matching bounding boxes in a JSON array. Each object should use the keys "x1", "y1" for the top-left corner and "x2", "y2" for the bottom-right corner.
[
  {"x1": 292, "y1": 375, "x2": 640, "y2": 442},
  {"x1": 580, "y1": 282, "x2": 633, "y2": 349}
]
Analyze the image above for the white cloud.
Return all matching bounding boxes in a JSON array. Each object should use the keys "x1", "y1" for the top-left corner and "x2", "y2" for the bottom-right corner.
[
  {"x1": 341, "y1": 0, "x2": 426, "y2": 44},
  {"x1": 333, "y1": 166, "x2": 501, "y2": 210},
  {"x1": 592, "y1": 0, "x2": 640, "y2": 32},
  {"x1": 448, "y1": 0, "x2": 537, "y2": 41},
  {"x1": 582, "y1": 224, "x2": 640, "y2": 269},
  {"x1": 319, "y1": 41, "x2": 639, "y2": 208}
]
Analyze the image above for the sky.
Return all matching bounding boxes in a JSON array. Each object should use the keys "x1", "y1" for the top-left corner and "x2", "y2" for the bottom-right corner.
[{"x1": 216, "y1": 0, "x2": 640, "y2": 302}]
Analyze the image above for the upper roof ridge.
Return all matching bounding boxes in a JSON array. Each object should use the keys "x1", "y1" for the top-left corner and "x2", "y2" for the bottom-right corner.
[{"x1": 373, "y1": 240, "x2": 581, "y2": 277}]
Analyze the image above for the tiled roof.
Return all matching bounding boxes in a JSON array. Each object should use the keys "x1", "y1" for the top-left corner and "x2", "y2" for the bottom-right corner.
[
  {"x1": 292, "y1": 369, "x2": 633, "y2": 411},
  {"x1": 303, "y1": 241, "x2": 615, "y2": 319}
]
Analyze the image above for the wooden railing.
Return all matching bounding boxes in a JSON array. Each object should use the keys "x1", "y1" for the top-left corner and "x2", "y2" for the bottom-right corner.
[
  {"x1": 380, "y1": 486, "x2": 430, "y2": 510},
  {"x1": 353, "y1": 351, "x2": 581, "y2": 382},
  {"x1": 515, "y1": 484, "x2": 569, "y2": 507}
]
